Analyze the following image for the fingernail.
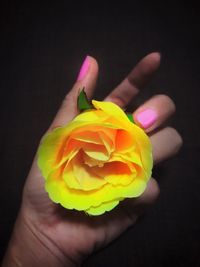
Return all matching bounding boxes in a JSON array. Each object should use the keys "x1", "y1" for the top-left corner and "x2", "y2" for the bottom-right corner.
[
  {"x1": 135, "y1": 109, "x2": 157, "y2": 129},
  {"x1": 77, "y1": 56, "x2": 90, "y2": 81}
]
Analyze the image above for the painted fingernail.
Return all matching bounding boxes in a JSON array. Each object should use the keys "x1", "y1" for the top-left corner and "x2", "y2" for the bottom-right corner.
[
  {"x1": 77, "y1": 56, "x2": 90, "y2": 81},
  {"x1": 135, "y1": 109, "x2": 157, "y2": 129}
]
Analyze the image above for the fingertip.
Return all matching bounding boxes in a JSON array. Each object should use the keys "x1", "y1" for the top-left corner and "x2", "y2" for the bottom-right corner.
[
  {"x1": 76, "y1": 55, "x2": 98, "y2": 82},
  {"x1": 83, "y1": 55, "x2": 99, "y2": 98},
  {"x1": 83, "y1": 55, "x2": 98, "y2": 81},
  {"x1": 75, "y1": 55, "x2": 99, "y2": 98},
  {"x1": 148, "y1": 51, "x2": 161, "y2": 60},
  {"x1": 143, "y1": 51, "x2": 161, "y2": 69},
  {"x1": 87, "y1": 55, "x2": 99, "y2": 72}
]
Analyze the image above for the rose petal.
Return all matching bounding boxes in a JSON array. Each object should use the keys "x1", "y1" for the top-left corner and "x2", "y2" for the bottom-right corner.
[
  {"x1": 92, "y1": 100, "x2": 130, "y2": 123},
  {"x1": 73, "y1": 109, "x2": 109, "y2": 123},
  {"x1": 38, "y1": 127, "x2": 68, "y2": 179},
  {"x1": 71, "y1": 131, "x2": 102, "y2": 145},
  {"x1": 38, "y1": 121, "x2": 98, "y2": 178},
  {"x1": 60, "y1": 139, "x2": 82, "y2": 163},
  {"x1": 98, "y1": 130, "x2": 116, "y2": 153},
  {"x1": 92, "y1": 161, "x2": 135, "y2": 186},
  {"x1": 63, "y1": 153, "x2": 107, "y2": 191},
  {"x1": 45, "y1": 167, "x2": 147, "y2": 212},
  {"x1": 85, "y1": 199, "x2": 120, "y2": 215},
  {"x1": 115, "y1": 129, "x2": 135, "y2": 151},
  {"x1": 129, "y1": 124, "x2": 153, "y2": 178},
  {"x1": 83, "y1": 143, "x2": 110, "y2": 161},
  {"x1": 83, "y1": 153, "x2": 104, "y2": 167},
  {"x1": 114, "y1": 151, "x2": 142, "y2": 168}
]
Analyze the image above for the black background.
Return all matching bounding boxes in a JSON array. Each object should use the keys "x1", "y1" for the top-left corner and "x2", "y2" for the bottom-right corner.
[{"x1": 0, "y1": 1, "x2": 200, "y2": 266}]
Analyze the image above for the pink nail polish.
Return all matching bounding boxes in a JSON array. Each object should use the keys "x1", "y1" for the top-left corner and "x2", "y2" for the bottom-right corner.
[
  {"x1": 135, "y1": 109, "x2": 157, "y2": 129},
  {"x1": 77, "y1": 56, "x2": 90, "y2": 81}
]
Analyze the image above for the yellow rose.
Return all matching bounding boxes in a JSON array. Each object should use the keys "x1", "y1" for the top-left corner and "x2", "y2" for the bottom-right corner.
[{"x1": 37, "y1": 100, "x2": 153, "y2": 215}]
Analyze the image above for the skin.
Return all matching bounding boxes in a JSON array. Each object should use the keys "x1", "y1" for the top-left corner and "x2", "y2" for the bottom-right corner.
[{"x1": 2, "y1": 53, "x2": 182, "y2": 267}]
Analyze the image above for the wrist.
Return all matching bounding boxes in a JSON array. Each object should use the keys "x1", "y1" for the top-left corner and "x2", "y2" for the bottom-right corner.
[{"x1": 2, "y1": 208, "x2": 77, "y2": 267}]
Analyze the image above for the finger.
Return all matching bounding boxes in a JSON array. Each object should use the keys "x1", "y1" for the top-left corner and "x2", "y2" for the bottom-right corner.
[
  {"x1": 97, "y1": 178, "x2": 159, "y2": 248},
  {"x1": 151, "y1": 127, "x2": 183, "y2": 164},
  {"x1": 104, "y1": 52, "x2": 161, "y2": 107},
  {"x1": 133, "y1": 94, "x2": 176, "y2": 133},
  {"x1": 49, "y1": 56, "x2": 98, "y2": 130}
]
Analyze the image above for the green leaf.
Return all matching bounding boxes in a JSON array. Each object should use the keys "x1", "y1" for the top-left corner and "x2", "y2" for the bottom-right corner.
[
  {"x1": 77, "y1": 88, "x2": 93, "y2": 111},
  {"x1": 126, "y1": 113, "x2": 135, "y2": 123}
]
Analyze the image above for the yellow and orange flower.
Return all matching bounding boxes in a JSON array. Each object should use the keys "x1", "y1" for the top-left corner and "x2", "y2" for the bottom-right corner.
[{"x1": 37, "y1": 100, "x2": 153, "y2": 215}]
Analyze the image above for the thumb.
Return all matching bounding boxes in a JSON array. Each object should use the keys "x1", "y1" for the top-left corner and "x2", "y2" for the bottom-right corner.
[{"x1": 49, "y1": 55, "x2": 99, "y2": 130}]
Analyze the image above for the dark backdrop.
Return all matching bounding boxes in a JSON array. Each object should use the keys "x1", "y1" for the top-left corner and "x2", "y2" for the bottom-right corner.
[{"x1": 0, "y1": 2, "x2": 200, "y2": 266}]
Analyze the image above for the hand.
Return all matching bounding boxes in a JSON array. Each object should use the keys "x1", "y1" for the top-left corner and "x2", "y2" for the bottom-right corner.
[{"x1": 2, "y1": 53, "x2": 182, "y2": 267}]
